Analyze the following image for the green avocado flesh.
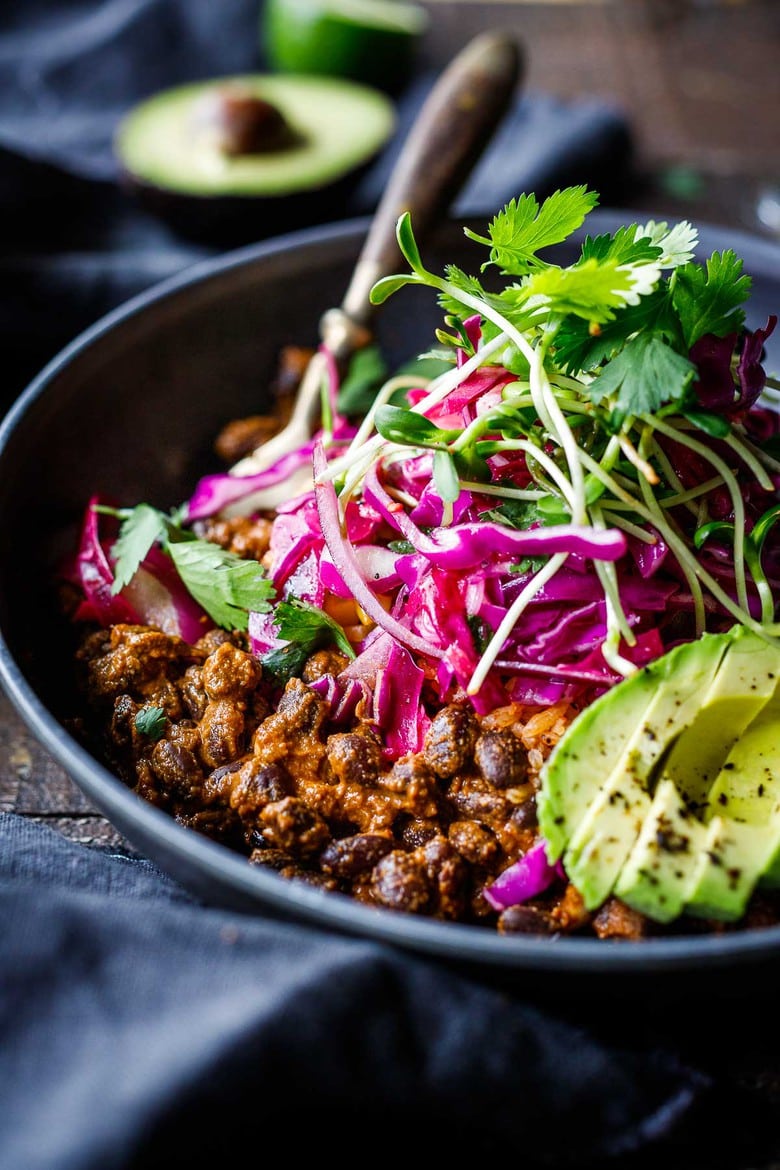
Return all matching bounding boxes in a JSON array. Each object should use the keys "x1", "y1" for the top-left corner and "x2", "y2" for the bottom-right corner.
[
  {"x1": 115, "y1": 75, "x2": 395, "y2": 197},
  {"x1": 538, "y1": 626, "x2": 780, "y2": 921}
]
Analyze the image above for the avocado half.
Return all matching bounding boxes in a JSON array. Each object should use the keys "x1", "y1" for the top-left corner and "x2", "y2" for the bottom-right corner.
[{"x1": 115, "y1": 75, "x2": 396, "y2": 244}]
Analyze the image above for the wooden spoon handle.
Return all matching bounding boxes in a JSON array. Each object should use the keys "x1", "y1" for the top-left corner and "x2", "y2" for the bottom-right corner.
[{"x1": 322, "y1": 30, "x2": 523, "y2": 354}]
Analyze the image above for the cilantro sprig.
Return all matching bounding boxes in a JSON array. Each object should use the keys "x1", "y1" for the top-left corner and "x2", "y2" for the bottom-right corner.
[
  {"x1": 328, "y1": 185, "x2": 775, "y2": 691},
  {"x1": 100, "y1": 503, "x2": 274, "y2": 632},
  {"x1": 261, "y1": 598, "x2": 355, "y2": 686}
]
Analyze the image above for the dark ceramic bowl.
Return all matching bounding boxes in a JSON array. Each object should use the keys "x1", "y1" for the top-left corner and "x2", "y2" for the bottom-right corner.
[{"x1": 2, "y1": 211, "x2": 780, "y2": 978}]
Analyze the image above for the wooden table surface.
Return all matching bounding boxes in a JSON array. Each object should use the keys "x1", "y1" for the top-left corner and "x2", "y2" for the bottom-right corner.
[{"x1": 1, "y1": 3, "x2": 779, "y2": 1165}]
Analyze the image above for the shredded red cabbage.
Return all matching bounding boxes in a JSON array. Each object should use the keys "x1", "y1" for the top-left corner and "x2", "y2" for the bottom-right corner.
[{"x1": 483, "y1": 840, "x2": 565, "y2": 911}]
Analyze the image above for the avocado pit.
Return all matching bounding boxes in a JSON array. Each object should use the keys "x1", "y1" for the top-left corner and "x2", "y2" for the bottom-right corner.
[{"x1": 191, "y1": 87, "x2": 302, "y2": 157}]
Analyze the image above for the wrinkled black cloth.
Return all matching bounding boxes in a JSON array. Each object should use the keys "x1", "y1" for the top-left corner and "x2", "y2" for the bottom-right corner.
[
  {"x1": 0, "y1": 813, "x2": 706, "y2": 1170},
  {"x1": 0, "y1": 0, "x2": 633, "y2": 403}
]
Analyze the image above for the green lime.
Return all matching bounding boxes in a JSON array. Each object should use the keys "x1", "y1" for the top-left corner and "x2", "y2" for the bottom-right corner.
[{"x1": 262, "y1": 0, "x2": 428, "y2": 93}]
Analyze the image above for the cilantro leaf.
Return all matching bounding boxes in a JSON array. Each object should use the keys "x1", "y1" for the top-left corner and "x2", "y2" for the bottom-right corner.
[
  {"x1": 467, "y1": 614, "x2": 492, "y2": 655},
  {"x1": 134, "y1": 706, "x2": 167, "y2": 740},
  {"x1": 438, "y1": 264, "x2": 490, "y2": 317},
  {"x1": 637, "y1": 220, "x2": 698, "y2": 268},
  {"x1": 463, "y1": 187, "x2": 599, "y2": 274},
  {"x1": 273, "y1": 598, "x2": 355, "y2": 660},
  {"x1": 580, "y1": 226, "x2": 661, "y2": 267},
  {"x1": 484, "y1": 498, "x2": 545, "y2": 529},
  {"x1": 672, "y1": 250, "x2": 751, "y2": 347},
  {"x1": 167, "y1": 539, "x2": 274, "y2": 631},
  {"x1": 110, "y1": 504, "x2": 167, "y2": 594},
  {"x1": 261, "y1": 598, "x2": 355, "y2": 686},
  {"x1": 524, "y1": 259, "x2": 641, "y2": 324},
  {"x1": 259, "y1": 642, "x2": 312, "y2": 687},
  {"x1": 553, "y1": 286, "x2": 679, "y2": 374},
  {"x1": 587, "y1": 333, "x2": 696, "y2": 414}
]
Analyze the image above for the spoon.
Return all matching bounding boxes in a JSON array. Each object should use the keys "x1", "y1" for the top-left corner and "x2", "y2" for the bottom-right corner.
[{"x1": 226, "y1": 30, "x2": 523, "y2": 498}]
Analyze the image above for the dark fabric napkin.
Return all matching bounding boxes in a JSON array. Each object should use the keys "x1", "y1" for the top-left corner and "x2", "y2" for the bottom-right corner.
[
  {"x1": 0, "y1": 813, "x2": 707, "y2": 1170},
  {"x1": 0, "y1": 4, "x2": 718, "y2": 1168}
]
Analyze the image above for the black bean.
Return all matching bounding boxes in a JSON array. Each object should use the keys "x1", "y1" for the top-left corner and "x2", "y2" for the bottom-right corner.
[
  {"x1": 260, "y1": 797, "x2": 330, "y2": 856},
  {"x1": 511, "y1": 795, "x2": 538, "y2": 830},
  {"x1": 371, "y1": 851, "x2": 432, "y2": 913},
  {"x1": 326, "y1": 731, "x2": 382, "y2": 787},
  {"x1": 422, "y1": 705, "x2": 479, "y2": 779},
  {"x1": 150, "y1": 739, "x2": 202, "y2": 792},
  {"x1": 474, "y1": 730, "x2": 529, "y2": 788},
  {"x1": 320, "y1": 834, "x2": 394, "y2": 879},
  {"x1": 497, "y1": 904, "x2": 556, "y2": 935}
]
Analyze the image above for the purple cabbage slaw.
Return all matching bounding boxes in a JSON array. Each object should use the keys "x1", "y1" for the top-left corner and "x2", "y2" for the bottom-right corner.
[{"x1": 229, "y1": 340, "x2": 774, "y2": 761}]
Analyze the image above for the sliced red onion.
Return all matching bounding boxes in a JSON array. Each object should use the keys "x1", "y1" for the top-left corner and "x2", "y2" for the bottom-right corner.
[
  {"x1": 334, "y1": 677, "x2": 368, "y2": 723},
  {"x1": 186, "y1": 414, "x2": 357, "y2": 522},
  {"x1": 248, "y1": 608, "x2": 281, "y2": 656},
  {"x1": 483, "y1": 840, "x2": 564, "y2": 911},
  {"x1": 308, "y1": 673, "x2": 340, "y2": 707},
  {"x1": 74, "y1": 498, "x2": 140, "y2": 626},
  {"x1": 370, "y1": 640, "x2": 430, "y2": 756},
  {"x1": 313, "y1": 443, "x2": 443, "y2": 661},
  {"x1": 282, "y1": 548, "x2": 325, "y2": 606},
  {"x1": 187, "y1": 444, "x2": 317, "y2": 521},
  {"x1": 268, "y1": 501, "x2": 322, "y2": 587},
  {"x1": 74, "y1": 499, "x2": 210, "y2": 640},
  {"x1": 309, "y1": 673, "x2": 371, "y2": 726}
]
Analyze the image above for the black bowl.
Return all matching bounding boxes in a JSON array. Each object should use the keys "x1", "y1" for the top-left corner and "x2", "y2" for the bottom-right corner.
[{"x1": 2, "y1": 211, "x2": 780, "y2": 979}]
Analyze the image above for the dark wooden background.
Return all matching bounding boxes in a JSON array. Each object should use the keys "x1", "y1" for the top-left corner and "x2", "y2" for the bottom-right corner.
[{"x1": 1, "y1": 2, "x2": 779, "y2": 1166}]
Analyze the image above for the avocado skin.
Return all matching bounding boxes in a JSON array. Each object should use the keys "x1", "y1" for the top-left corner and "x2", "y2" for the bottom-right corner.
[{"x1": 118, "y1": 162, "x2": 376, "y2": 247}]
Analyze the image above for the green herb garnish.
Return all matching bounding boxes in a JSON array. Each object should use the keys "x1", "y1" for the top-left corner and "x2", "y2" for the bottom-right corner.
[
  {"x1": 261, "y1": 598, "x2": 355, "y2": 686},
  {"x1": 134, "y1": 706, "x2": 167, "y2": 740},
  {"x1": 101, "y1": 503, "x2": 274, "y2": 632}
]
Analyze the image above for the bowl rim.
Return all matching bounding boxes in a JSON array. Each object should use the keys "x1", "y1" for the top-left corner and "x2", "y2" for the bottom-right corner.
[{"x1": 2, "y1": 209, "x2": 780, "y2": 974}]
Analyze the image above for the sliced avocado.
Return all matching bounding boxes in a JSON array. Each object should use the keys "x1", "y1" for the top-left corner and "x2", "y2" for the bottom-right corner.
[
  {"x1": 685, "y1": 816, "x2": 779, "y2": 921},
  {"x1": 115, "y1": 75, "x2": 395, "y2": 242},
  {"x1": 709, "y1": 685, "x2": 780, "y2": 888},
  {"x1": 660, "y1": 626, "x2": 780, "y2": 809},
  {"x1": 538, "y1": 649, "x2": 684, "y2": 862},
  {"x1": 707, "y1": 685, "x2": 780, "y2": 829},
  {"x1": 684, "y1": 679, "x2": 780, "y2": 912},
  {"x1": 564, "y1": 774, "x2": 651, "y2": 910},
  {"x1": 616, "y1": 631, "x2": 780, "y2": 922},
  {"x1": 614, "y1": 778, "x2": 707, "y2": 923},
  {"x1": 560, "y1": 633, "x2": 728, "y2": 910}
]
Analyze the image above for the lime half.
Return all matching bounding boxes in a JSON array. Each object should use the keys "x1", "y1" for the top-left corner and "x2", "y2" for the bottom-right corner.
[{"x1": 262, "y1": 0, "x2": 429, "y2": 92}]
